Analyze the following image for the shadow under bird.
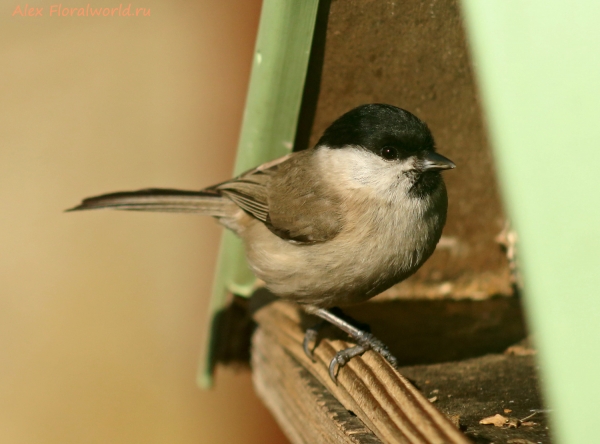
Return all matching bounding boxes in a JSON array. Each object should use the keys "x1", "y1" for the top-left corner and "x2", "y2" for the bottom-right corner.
[{"x1": 69, "y1": 104, "x2": 456, "y2": 382}]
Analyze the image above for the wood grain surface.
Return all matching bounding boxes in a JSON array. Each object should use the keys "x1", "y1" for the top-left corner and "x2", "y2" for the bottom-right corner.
[{"x1": 252, "y1": 301, "x2": 471, "y2": 443}]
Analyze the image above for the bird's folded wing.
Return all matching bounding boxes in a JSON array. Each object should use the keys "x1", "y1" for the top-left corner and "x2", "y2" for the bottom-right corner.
[
  {"x1": 212, "y1": 153, "x2": 292, "y2": 223},
  {"x1": 216, "y1": 179, "x2": 270, "y2": 222},
  {"x1": 217, "y1": 151, "x2": 343, "y2": 244}
]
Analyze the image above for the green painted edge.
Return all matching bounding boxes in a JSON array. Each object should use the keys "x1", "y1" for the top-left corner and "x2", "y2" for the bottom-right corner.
[
  {"x1": 197, "y1": 0, "x2": 320, "y2": 389},
  {"x1": 460, "y1": 1, "x2": 600, "y2": 441}
]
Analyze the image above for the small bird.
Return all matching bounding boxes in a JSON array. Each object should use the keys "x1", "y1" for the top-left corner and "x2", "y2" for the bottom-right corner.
[{"x1": 69, "y1": 104, "x2": 455, "y2": 381}]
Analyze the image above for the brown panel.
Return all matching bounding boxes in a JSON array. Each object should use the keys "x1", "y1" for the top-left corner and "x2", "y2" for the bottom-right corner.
[{"x1": 302, "y1": 0, "x2": 511, "y2": 299}]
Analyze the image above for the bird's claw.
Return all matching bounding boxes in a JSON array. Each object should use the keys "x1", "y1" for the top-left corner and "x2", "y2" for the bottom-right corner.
[
  {"x1": 303, "y1": 328, "x2": 319, "y2": 362},
  {"x1": 303, "y1": 320, "x2": 327, "y2": 362},
  {"x1": 302, "y1": 307, "x2": 398, "y2": 384},
  {"x1": 328, "y1": 344, "x2": 367, "y2": 382},
  {"x1": 327, "y1": 334, "x2": 398, "y2": 383},
  {"x1": 357, "y1": 332, "x2": 398, "y2": 369}
]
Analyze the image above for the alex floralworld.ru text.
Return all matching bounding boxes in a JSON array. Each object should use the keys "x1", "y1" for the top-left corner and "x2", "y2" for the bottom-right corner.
[{"x1": 12, "y1": 4, "x2": 151, "y2": 17}]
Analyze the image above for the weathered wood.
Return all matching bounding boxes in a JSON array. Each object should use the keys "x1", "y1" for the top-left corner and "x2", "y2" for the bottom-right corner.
[
  {"x1": 253, "y1": 329, "x2": 382, "y2": 443},
  {"x1": 252, "y1": 301, "x2": 471, "y2": 444}
]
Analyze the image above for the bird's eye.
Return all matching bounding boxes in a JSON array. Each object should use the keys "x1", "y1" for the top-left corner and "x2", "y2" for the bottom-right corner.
[{"x1": 380, "y1": 146, "x2": 399, "y2": 160}]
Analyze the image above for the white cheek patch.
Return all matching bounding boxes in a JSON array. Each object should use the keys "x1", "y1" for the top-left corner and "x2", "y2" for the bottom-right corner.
[{"x1": 315, "y1": 146, "x2": 415, "y2": 196}]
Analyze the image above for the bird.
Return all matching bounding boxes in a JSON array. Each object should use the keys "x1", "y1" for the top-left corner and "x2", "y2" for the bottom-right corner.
[{"x1": 68, "y1": 103, "x2": 455, "y2": 381}]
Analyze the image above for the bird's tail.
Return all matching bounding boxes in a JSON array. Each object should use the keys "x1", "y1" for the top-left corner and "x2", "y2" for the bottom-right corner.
[{"x1": 66, "y1": 188, "x2": 231, "y2": 217}]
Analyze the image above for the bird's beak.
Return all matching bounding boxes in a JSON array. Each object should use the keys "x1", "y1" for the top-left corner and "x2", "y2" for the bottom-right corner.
[{"x1": 421, "y1": 152, "x2": 456, "y2": 171}]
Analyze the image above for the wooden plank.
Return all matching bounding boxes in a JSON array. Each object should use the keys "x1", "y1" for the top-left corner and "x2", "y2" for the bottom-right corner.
[
  {"x1": 253, "y1": 329, "x2": 381, "y2": 444},
  {"x1": 252, "y1": 301, "x2": 471, "y2": 444}
]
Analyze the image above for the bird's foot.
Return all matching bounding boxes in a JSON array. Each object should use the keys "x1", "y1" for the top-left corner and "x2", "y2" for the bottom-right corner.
[
  {"x1": 303, "y1": 306, "x2": 398, "y2": 383},
  {"x1": 302, "y1": 320, "x2": 327, "y2": 361}
]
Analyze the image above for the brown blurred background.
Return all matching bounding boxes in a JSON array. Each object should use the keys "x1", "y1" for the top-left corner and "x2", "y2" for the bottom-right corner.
[{"x1": 0, "y1": 1, "x2": 288, "y2": 442}]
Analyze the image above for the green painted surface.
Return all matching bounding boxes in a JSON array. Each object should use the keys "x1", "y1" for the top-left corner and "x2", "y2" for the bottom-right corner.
[
  {"x1": 198, "y1": 0, "x2": 320, "y2": 388},
  {"x1": 460, "y1": 2, "x2": 600, "y2": 441}
]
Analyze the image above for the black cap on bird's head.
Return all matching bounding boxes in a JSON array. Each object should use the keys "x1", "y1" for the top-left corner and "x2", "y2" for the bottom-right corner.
[{"x1": 316, "y1": 104, "x2": 455, "y2": 171}]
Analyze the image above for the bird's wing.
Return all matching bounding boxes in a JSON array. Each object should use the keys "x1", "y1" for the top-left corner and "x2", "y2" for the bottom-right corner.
[
  {"x1": 213, "y1": 154, "x2": 293, "y2": 223},
  {"x1": 217, "y1": 150, "x2": 343, "y2": 244}
]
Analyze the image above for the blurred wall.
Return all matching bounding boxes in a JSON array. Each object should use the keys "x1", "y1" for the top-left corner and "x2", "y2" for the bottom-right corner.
[{"x1": 0, "y1": 1, "x2": 288, "y2": 443}]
